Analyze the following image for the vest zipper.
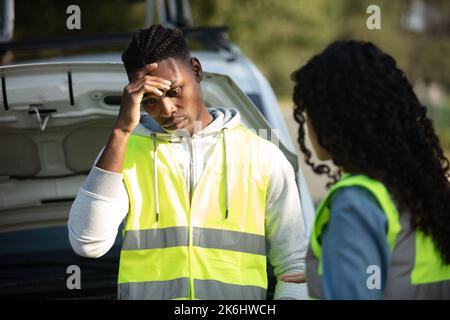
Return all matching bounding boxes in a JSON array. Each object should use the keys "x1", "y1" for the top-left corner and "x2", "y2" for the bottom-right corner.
[
  {"x1": 184, "y1": 136, "x2": 195, "y2": 300},
  {"x1": 187, "y1": 136, "x2": 194, "y2": 202}
]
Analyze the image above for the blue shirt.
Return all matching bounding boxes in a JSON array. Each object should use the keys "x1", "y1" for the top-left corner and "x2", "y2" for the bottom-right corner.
[{"x1": 320, "y1": 186, "x2": 390, "y2": 299}]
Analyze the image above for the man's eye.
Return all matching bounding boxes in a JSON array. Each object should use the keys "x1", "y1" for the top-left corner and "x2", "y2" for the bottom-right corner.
[
  {"x1": 142, "y1": 97, "x2": 158, "y2": 105},
  {"x1": 166, "y1": 87, "x2": 182, "y2": 98}
]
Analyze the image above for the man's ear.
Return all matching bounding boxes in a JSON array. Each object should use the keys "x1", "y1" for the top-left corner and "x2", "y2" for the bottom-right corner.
[{"x1": 190, "y1": 57, "x2": 203, "y2": 82}]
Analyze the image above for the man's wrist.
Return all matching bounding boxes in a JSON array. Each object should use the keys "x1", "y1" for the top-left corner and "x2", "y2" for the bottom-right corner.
[{"x1": 113, "y1": 126, "x2": 133, "y2": 137}]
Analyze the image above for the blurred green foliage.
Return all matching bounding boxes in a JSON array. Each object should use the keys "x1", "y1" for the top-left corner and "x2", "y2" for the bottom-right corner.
[
  {"x1": 11, "y1": 0, "x2": 147, "y2": 60},
  {"x1": 190, "y1": 0, "x2": 450, "y2": 98},
  {"x1": 189, "y1": 0, "x2": 450, "y2": 152}
]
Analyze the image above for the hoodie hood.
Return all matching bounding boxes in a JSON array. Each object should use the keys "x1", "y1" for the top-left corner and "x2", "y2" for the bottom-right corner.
[{"x1": 132, "y1": 107, "x2": 241, "y2": 140}]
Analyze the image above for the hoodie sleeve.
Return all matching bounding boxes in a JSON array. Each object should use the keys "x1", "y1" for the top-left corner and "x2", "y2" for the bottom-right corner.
[
  {"x1": 265, "y1": 146, "x2": 309, "y2": 300},
  {"x1": 68, "y1": 152, "x2": 129, "y2": 258}
]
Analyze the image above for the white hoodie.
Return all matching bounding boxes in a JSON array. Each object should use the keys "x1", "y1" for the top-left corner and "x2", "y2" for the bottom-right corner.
[{"x1": 68, "y1": 107, "x2": 308, "y2": 299}]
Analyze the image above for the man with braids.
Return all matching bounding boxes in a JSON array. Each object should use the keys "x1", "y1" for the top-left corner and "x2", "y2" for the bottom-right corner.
[
  {"x1": 291, "y1": 40, "x2": 450, "y2": 299},
  {"x1": 68, "y1": 24, "x2": 308, "y2": 300}
]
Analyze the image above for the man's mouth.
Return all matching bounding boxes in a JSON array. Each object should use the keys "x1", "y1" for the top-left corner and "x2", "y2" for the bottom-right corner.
[{"x1": 162, "y1": 117, "x2": 188, "y2": 130}]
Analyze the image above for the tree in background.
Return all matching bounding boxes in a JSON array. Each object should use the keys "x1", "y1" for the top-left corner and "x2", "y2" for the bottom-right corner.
[
  {"x1": 191, "y1": 0, "x2": 450, "y2": 98},
  {"x1": 190, "y1": 0, "x2": 450, "y2": 151}
]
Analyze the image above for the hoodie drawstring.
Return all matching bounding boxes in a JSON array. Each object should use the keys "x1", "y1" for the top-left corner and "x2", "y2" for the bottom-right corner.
[
  {"x1": 152, "y1": 133, "x2": 160, "y2": 222},
  {"x1": 222, "y1": 128, "x2": 229, "y2": 219},
  {"x1": 151, "y1": 129, "x2": 229, "y2": 222}
]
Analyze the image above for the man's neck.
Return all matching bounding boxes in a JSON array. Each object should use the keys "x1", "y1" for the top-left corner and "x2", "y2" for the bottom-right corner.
[{"x1": 192, "y1": 108, "x2": 214, "y2": 135}]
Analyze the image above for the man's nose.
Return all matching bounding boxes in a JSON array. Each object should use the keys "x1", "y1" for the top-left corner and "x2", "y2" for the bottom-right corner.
[{"x1": 159, "y1": 97, "x2": 177, "y2": 117}]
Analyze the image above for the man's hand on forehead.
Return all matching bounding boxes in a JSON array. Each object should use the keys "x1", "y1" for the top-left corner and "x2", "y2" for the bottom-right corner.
[
  {"x1": 129, "y1": 63, "x2": 172, "y2": 101},
  {"x1": 136, "y1": 63, "x2": 158, "y2": 79}
]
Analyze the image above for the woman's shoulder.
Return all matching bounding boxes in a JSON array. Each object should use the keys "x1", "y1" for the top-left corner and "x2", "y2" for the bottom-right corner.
[{"x1": 328, "y1": 185, "x2": 388, "y2": 228}]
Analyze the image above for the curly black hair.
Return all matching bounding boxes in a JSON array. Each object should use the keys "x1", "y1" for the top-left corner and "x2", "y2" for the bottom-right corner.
[
  {"x1": 122, "y1": 24, "x2": 190, "y2": 74},
  {"x1": 292, "y1": 40, "x2": 450, "y2": 264}
]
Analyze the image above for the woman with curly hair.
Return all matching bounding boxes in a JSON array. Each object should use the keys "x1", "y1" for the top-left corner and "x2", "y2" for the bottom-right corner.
[{"x1": 292, "y1": 40, "x2": 450, "y2": 299}]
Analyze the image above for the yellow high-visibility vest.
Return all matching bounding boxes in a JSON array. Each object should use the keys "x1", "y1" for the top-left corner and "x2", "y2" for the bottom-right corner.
[
  {"x1": 306, "y1": 174, "x2": 450, "y2": 299},
  {"x1": 118, "y1": 125, "x2": 273, "y2": 299}
]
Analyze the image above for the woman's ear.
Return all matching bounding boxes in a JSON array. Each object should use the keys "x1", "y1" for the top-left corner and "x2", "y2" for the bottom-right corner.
[{"x1": 190, "y1": 57, "x2": 203, "y2": 82}]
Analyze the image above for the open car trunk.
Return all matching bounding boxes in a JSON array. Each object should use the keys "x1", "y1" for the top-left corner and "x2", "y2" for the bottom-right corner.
[{"x1": 0, "y1": 62, "x2": 304, "y2": 298}]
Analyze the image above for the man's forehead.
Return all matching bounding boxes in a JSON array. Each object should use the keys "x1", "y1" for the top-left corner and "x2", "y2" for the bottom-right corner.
[{"x1": 132, "y1": 58, "x2": 187, "y2": 81}]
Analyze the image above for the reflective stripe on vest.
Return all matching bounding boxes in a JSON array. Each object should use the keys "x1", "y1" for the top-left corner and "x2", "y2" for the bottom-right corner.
[
  {"x1": 306, "y1": 174, "x2": 450, "y2": 299},
  {"x1": 118, "y1": 125, "x2": 272, "y2": 300},
  {"x1": 118, "y1": 278, "x2": 266, "y2": 300},
  {"x1": 122, "y1": 227, "x2": 266, "y2": 255}
]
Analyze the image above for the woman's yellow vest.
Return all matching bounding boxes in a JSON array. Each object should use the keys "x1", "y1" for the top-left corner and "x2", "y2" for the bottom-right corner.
[
  {"x1": 306, "y1": 174, "x2": 450, "y2": 299},
  {"x1": 118, "y1": 125, "x2": 273, "y2": 299}
]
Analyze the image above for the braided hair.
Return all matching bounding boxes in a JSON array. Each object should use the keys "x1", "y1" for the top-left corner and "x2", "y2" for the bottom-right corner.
[
  {"x1": 292, "y1": 40, "x2": 450, "y2": 264},
  {"x1": 122, "y1": 24, "x2": 190, "y2": 74}
]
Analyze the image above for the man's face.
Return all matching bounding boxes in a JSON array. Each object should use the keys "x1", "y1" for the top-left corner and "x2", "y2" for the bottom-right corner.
[{"x1": 129, "y1": 57, "x2": 207, "y2": 135}]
